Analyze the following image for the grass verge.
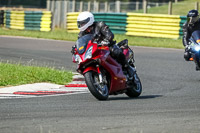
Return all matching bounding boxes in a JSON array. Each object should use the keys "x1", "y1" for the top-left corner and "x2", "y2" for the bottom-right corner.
[
  {"x1": 0, "y1": 62, "x2": 73, "y2": 87},
  {"x1": 0, "y1": 28, "x2": 184, "y2": 49},
  {"x1": 134, "y1": 0, "x2": 200, "y2": 15}
]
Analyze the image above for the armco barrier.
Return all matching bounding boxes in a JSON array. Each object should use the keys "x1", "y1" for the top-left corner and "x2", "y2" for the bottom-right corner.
[
  {"x1": 0, "y1": 10, "x2": 4, "y2": 26},
  {"x1": 126, "y1": 13, "x2": 186, "y2": 39},
  {"x1": 66, "y1": 12, "x2": 127, "y2": 34},
  {"x1": 66, "y1": 12, "x2": 186, "y2": 39},
  {"x1": 66, "y1": 12, "x2": 79, "y2": 33},
  {"x1": 4, "y1": 10, "x2": 52, "y2": 31}
]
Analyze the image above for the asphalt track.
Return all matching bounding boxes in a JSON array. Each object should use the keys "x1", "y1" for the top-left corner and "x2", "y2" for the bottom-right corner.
[{"x1": 0, "y1": 36, "x2": 200, "y2": 133}]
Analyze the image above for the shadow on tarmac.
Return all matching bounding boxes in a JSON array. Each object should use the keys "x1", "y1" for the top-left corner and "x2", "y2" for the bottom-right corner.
[{"x1": 108, "y1": 95, "x2": 162, "y2": 101}]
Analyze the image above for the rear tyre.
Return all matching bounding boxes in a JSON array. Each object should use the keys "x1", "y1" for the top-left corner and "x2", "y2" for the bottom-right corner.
[
  {"x1": 84, "y1": 71, "x2": 109, "y2": 100},
  {"x1": 125, "y1": 73, "x2": 142, "y2": 98}
]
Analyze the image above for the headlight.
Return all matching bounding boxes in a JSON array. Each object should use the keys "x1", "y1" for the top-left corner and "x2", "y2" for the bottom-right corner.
[
  {"x1": 85, "y1": 46, "x2": 93, "y2": 60},
  {"x1": 75, "y1": 54, "x2": 82, "y2": 64},
  {"x1": 194, "y1": 45, "x2": 200, "y2": 51}
]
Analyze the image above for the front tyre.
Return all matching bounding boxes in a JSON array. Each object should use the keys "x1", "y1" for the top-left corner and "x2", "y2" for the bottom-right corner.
[
  {"x1": 126, "y1": 73, "x2": 142, "y2": 98},
  {"x1": 84, "y1": 71, "x2": 109, "y2": 100}
]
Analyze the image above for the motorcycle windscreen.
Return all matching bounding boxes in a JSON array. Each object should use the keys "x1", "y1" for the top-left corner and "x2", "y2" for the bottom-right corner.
[
  {"x1": 76, "y1": 34, "x2": 93, "y2": 54},
  {"x1": 191, "y1": 30, "x2": 200, "y2": 44}
]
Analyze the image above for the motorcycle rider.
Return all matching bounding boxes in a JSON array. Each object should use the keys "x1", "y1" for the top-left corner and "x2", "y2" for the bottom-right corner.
[
  {"x1": 182, "y1": 9, "x2": 200, "y2": 70},
  {"x1": 71, "y1": 11, "x2": 135, "y2": 79}
]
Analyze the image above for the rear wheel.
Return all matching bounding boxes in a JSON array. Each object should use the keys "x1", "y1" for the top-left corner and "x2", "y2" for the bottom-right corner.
[
  {"x1": 84, "y1": 71, "x2": 109, "y2": 100},
  {"x1": 125, "y1": 73, "x2": 142, "y2": 97}
]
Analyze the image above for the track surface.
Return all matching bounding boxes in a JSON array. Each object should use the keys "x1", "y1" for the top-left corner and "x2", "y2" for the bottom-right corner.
[{"x1": 0, "y1": 36, "x2": 200, "y2": 133}]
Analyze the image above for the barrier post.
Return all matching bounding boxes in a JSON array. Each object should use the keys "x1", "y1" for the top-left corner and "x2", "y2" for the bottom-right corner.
[
  {"x1": 143, "y1": 0, "x2": 147, "y2": 13},
  {"x1": 116, "y1": 1, "x2": 120, "y2": 13},
  {"x1": 60, "y1": 0, "x2": 67, "y2": 29},
  {"x1": 72, "y1": 0, "x2": 75, "y2": 12},
  {"x1": 80, "y1": 1, "x2": 83, "y2": 12},
  {"x1": 94, "y1": 0, "x2": 99, "y2": 12},
  {"x1": 47, "y1": 0, "x2": 51, "y2": 11},
  {"x1": 54, "y1": 0, "x2": 61, "y2": 28},
  {"x1": 108, "y1": 3, "x2": 110, "y2": 12},
  {"x1": 195, "y1": 2, "x2": 199, "y2": 10},
  {"x1": 156, "y1": 3, "x2": 159, "y2": 7},
  {"x1": 168, "y1": 1, "x2": 172, "y2": 15},
  {"x1": 104, "y1": 2, "x2": 108, "y2": 12},
  {"x1": 136, "y1": 1, "x2": 139, "y2": 11},
  {"x1": 88, "y1": 1, "x2": 91, "y2": 11},
  {"x1": 96, "y1": 2, "x2": 99, "y2": 12},
  {"x1": 50, "y1": 0, "x2": 55, "y2": 12}
]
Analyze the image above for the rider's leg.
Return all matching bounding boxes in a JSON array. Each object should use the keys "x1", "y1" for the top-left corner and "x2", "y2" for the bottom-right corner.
[
  {"x1": 109, "y1": 45, "x2": 136, "y2": 78},
  {"x1": 184, "y1": 45, "x2": 192, "y2": 61}
]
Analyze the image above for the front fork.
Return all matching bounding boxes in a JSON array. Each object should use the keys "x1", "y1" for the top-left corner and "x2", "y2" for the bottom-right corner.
[{"x1": 96, "y1": 65, "x2": 103, "y2": 84}]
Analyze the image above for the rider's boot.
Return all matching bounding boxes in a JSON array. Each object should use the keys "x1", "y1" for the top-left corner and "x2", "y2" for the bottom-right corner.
[
  {"x1": 184, "y1": 51, "x2": 191, "y2": 61},
  {"x1": 124, "y1": 63, "x2": 136, "y2": 80}
]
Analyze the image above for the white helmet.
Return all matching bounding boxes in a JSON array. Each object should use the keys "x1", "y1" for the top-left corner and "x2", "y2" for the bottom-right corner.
[{"x1": 77, "y1": 11, "x2": 94, "y2": 31}]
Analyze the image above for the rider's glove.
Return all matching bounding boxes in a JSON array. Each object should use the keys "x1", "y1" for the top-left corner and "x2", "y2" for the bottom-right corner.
[
  {"x1": 101, "y1": 39, "x2": 110, "y2": 46},
  {"x1": 71, "y1": 45, "x2": 76, "y2": 54}
]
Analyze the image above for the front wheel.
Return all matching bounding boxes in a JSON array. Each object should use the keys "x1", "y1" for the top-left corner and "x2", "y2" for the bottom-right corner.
[
  {"x1": 84, "y1": 71, "x2": 109, "y2": 100},
  {"x1": 126, "y1": 73, "x2": 142, "y2": 98}
]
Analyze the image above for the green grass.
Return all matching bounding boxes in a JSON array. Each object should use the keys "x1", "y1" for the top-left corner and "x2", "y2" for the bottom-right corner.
[
  {"x1": 0, "y1": 28, "x2": 184, "y2": 49},
  {"x1": 135, "y1": 0, "x2": 200, "y2": 15},
  {"x1": 0, "y1": 27, "x2": 78, "y2": 41},
  {"x1": 115, "y1": 34, "x2": 183, "y2": 49},
  {"x1": 0, "y1": 62, "x2": 73, "y2": 87}
]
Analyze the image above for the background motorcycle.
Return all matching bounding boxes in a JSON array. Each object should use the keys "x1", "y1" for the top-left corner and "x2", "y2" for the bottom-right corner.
[
  {"x1": 72, "y1": 34, "x2": 142, "y2": 100},
  {"x1": 188, "y1": 30, "x2": 200, "y2": 70}
]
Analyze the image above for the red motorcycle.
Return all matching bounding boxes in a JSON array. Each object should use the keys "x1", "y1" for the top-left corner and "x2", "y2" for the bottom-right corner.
[{"x1": 72, "y1": 34, "x2": 142, "y2": 100}]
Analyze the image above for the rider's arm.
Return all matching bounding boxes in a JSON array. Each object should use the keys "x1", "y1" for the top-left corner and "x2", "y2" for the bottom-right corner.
[
  {"x1": 96, "y1": 21, "x2": 114, "y2": 42},
  {"x1": 182, "y1": 22, "x2": 190, "y2": 46}
]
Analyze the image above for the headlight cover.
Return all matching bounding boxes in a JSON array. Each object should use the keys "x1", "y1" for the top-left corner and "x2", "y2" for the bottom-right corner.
[
  {"x1": 85, "y1": 46, "x2": 93, "y2": 60},
  {"x1": 75, "y1": 54, "x2": 83, "y2": 64},
  {"x1": 194, "y1": 45, "x2": 200, "y2": 51}
]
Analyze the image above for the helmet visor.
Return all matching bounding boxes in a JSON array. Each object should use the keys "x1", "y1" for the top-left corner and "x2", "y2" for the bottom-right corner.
[
  {"x1": 187, "y1": 16, "x2": 199, "y2": 24},
  {"x1": 77, "y1": 17, "x2": 90, "y2": 28}
]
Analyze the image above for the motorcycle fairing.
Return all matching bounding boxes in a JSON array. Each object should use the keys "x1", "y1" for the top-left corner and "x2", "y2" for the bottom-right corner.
[{"x1": 100, "y1": 55, "x2": 127, "y2": 93}]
